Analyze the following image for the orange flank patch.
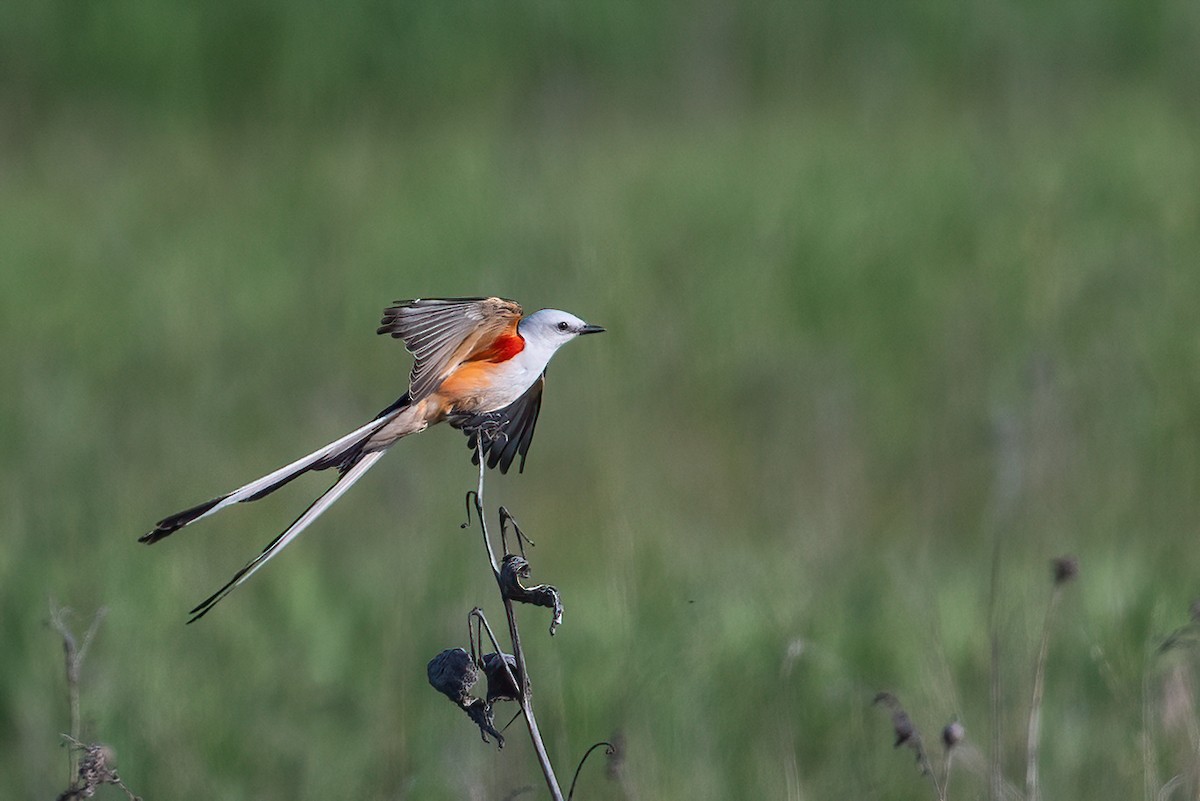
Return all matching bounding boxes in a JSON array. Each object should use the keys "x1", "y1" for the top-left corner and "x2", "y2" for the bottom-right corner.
[
  {"x1": 471, "y1": 332, "x2": 525, "y2": 363},
  {"x1": 437, "y1": 360, "x2": 499, "y2": 403},
  {"x1": 435, "y1": 328, "x2": 526, "y2": 410}
]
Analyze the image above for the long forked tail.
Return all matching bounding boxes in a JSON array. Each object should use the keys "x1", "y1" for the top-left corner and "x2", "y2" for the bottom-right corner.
[
  {"x1": 140, "y1": 407, "x2": 402, "y2": 544},
  {"x1": 186, "y1": 450, "x2": 386, "y2": 622}
]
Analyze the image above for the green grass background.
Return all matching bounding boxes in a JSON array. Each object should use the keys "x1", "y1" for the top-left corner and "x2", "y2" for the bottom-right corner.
[{"x1": 3, "y1": 2, "x2": 1200, "y2": 798}]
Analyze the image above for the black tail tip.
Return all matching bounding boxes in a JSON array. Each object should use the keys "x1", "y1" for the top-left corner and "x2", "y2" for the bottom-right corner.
[
  {"x1": 139, "y1": 516, "x2": 190, "y2": 544},
  {"x1": 139, "y1": 521, "x2": 185, "y2": 544},
  {"x1": 138, "y1": 528, "x2": 168, "y2": 544},
  {"x1": 140, "y1": 495, "x2": 228, "y2": 544}
]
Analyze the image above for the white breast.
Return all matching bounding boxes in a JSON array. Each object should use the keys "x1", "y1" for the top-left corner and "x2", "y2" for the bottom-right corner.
[{"x1": 471, "y1": 338, "x2": 556, "y2": 412}]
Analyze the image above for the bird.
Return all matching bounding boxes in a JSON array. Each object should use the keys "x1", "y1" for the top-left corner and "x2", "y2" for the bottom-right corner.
[{"x1": 141, "y1": 296, "x2": 604, "y2": 622}]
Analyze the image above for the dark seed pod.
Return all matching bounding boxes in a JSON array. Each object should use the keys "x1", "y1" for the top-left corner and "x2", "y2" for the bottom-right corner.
[
  {"x1": 481, "y1": 651, "x2": 522, "y2": 704},
  {"x1": 427, "y1": 648, "x2": 479, "y2": 707}
]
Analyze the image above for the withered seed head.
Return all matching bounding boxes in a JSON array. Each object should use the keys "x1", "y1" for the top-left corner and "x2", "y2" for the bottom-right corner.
[
  {"x1": 1052, "y1": 556, "x2": 1079, "y2": 585},
  {"x1": 77, "y1": 742, "x2": 117, "y2": 788},
  {"x1": 59, "y1": 739, "x2": 133, "y2": 801},
  {"x1": 426, "y1": 649, "x2": 507, "y2": 747},
  {"x1": 427, "y1": 648, "x2": 479, "y2": 707},
  {"x1": 891, "y1": 710, "x2": 916, "y2": 748},
  {"x1": 500, "y1": 554, "x2": 532, "y2": 586},
  {"x1": 942, "y1": 720, "x2": 965, "y2": 749},
  {"x1": 873, "y1": 692, "x2": 918, "y2": 750},
  {"x1": 498, "y1": 554, "x2": 564, "y2": 634},
  {"x1": 481, "y1": 652, "x2": 522, "y2": 704}
]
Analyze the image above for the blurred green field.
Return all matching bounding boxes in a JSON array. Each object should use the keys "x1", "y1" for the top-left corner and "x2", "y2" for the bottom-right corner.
[{"x1": 3, "y1": 3, "x2": 1200, "y2": 799}]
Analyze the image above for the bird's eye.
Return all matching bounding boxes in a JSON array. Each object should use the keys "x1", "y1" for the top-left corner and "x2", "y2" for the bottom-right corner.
[{"x1": 556, "y1": 321, "x2": 570, "y2": 332}]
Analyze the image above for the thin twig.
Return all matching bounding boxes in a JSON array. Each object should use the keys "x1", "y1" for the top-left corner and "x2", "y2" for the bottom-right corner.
[
  {"x1": 473, "y1": 448, "x2": 564, "y2": 801},
  {"x1": 464, "y1": 490, "x2": 500, "y2": 575},
  {"x1": 499, "y1": 506, "x2": 535, "y2": 556},
  {"x1": 567, "y1": 741, "x2": 616, "y2": 801}
]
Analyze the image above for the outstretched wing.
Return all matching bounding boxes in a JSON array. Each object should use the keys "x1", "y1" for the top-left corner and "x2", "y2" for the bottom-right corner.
[
  {"x1": 449, "y1": 373, "x2": 544, "y2": 474},
  {"x1": 377, "y1": 297, "x2": 524, "y2": 401}
]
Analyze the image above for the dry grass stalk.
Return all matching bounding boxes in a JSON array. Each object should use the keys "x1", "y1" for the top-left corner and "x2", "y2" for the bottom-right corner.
[
  {"x1": 1025, "y1": 556, "x2": 1078, "y2": 801},
  {"x1": 49, "y1": 603, "x2": 141, "y2": 800}
]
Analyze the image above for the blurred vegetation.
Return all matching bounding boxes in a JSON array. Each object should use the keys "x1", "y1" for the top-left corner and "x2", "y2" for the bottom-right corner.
[{"x1": 2, "y1": 1, "x2": 1200, "y2": 799}]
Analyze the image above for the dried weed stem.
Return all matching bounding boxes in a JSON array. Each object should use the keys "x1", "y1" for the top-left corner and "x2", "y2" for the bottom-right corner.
[{"x1": 471, "y1": 450, "x2": 564, "y2": 800}]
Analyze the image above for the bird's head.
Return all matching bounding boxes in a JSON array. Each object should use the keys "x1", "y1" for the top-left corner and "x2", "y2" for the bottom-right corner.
[{"x1": 519, "y1": 309, "x2": 605, "y2": 350}]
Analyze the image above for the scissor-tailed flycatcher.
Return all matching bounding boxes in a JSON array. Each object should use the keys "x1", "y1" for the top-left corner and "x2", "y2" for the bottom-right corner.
[{"x1": 141, "y1": 296, "x2": 604, "y2": 621}]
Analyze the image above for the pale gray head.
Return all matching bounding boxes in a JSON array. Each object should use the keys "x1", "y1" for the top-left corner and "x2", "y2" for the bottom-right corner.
[{"x1": 518, "y1": 308, "x2": 605, "y2": 350}]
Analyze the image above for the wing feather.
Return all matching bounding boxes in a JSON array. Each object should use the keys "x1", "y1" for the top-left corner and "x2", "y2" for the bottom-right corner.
[
  {"x1": 449, "y1": 373, "x2": 545, "y2": 473},
  {"x1": 377, "y1": 297, "x2": 523, "y2": 400}
]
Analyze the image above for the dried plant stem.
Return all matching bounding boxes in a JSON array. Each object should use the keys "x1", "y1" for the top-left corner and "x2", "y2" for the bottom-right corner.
[
  {"x1": 473, "y1": 452, "x2": 564, "y2": 801},
  {"x1": 987, "y1": 535, "x2": 1003, "y2": 801},
  {"x1": 875, "y1": 693, "x2": 944, "y2": 800},
  {"x1": 1025, "y1": 583, "x2": 1063, "y2": 801},
  {"x1": 1144, "y1": 659, "x2": 1159, "y2": 801},
  {"x1": 940, "y1": 749, "x2": 955, "y2": 801},
  {"x1": 1156, "y1": 774, "x2": 1184, "y2": 801},
  {"x1": 49, "y1": 603, "x2": 107, "y2": 784},
  {"x1": 1186, "y1": 701, "x2": 1200, "y2": 801},
  {"x1": 921, "y1": 746, "x2": 944, "y2": 801},
  {"x1": 983, "y1": 409, "x2": 1023, "y2": 801}
]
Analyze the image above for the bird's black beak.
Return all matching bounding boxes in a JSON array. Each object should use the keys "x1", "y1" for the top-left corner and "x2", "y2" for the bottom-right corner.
[{"x1": 579, "y1": 324, "x2": 606, "y2": 335}]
